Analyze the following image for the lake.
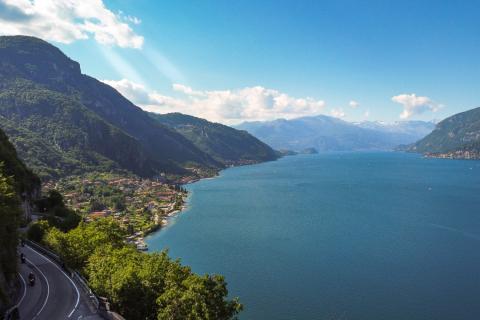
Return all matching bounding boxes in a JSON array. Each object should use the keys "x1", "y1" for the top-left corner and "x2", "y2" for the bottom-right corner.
[{"x1": 146, "y1": 152, "x2": 480, "y2": 319}]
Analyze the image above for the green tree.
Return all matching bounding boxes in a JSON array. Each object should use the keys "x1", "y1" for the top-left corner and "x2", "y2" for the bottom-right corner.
[
  {"x1": 157, "y1": 274, "x2": 242, "y2": 320},
  {"x1": 42, "y1": 217, "x2": 242, "y2": 319},
  {"x1": 46, "y1": 217, "x2": 125, "y2": 272},
  {"x1": 26, "y1": 220, "x2": 50, "y2": 243},
  {"x1": 0, "y1": 165, "x2": 21, "y2": 291},
  {"x1": 47, "y1": 190, "x2": 64, "y2": 208}
]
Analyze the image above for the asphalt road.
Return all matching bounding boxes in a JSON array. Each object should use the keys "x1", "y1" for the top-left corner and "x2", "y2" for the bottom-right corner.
[{"x1": 16, "y1": 245, "x2": 101, "y2": 320}]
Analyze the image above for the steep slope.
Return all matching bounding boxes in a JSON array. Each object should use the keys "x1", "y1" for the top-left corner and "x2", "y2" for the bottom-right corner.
[
  {"x1": 0, "y1": 36, "x2": 220, "y2": 179},
  {"x1": 409, "y1": 107, "x2": 480, "y2": 158},
  {"x1": 149, "y1": 112, "x2": 279, "y2": 165},
  {"x1": 0, "y1": 127, "x2": 40, "y2": 311},
  {"x1": 0, "y1": 126, "x2": 40, "y2": 198},
  {"x1": 236, "y1": 116, "x2": 434, "y2": 152}
]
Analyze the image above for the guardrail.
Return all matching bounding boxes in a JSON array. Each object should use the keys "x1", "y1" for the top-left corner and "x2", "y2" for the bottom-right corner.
[
  {"x1": 24, "y1": 240, "x2": 101, "y2": 313},
  {"x1": 4, "y1": 240, "x2": 124, "y2": 320}
]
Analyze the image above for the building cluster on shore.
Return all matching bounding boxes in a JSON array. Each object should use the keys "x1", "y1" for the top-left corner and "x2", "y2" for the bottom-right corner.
[
  {"x1": 425, "y1": 150, "x2": 480, "y2": 160},
  {"x1": 43, "y1": 173, "x2": 188, "y2": 250}
]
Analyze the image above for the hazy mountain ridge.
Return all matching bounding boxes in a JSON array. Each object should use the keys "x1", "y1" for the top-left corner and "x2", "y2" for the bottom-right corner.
[
  {"x1": 236, "y1": 115, "x2": 435, "y2": 152},
  {"x1": 149, "y1": 112, "x2": 279, "y2": 165}
]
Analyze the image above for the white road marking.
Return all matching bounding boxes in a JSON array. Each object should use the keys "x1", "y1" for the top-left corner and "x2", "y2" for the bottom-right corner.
[
  {"x1": 26, "y1": 256, "x2": 50, "y2": 319},
  {"x1": 26, "y1": 245, "x2": 81, "y2": 318},
  {"x1": 16, "y1": 272, "x2": 27, "y2": 307}
]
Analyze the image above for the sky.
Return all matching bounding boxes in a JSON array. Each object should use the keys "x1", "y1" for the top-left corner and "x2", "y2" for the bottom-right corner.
[{"x1": 0, "y1": 0, "x2": 479, "y2": 125}]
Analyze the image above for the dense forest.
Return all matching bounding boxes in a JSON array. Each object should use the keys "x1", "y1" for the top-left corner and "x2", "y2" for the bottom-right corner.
[
  {"x1": 150, "y1": 112, "x2": 279, "y2": 165},
  {"x1": 409, "y1": 106, "x2": 480, "y2": 158},
  {"x1": 0, "y1": 36, "x2": 278, "y2": 181},
  {"x1": 0, "y1": 35, "x2": 221, "y2": 180},
  {"x1": 0, "y1": 127, "x2": 39, "y2": 312}
]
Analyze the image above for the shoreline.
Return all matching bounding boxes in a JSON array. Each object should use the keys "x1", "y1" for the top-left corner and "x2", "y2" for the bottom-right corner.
[
  {"x1": 423, "y1": 151, "x2": 480, "y2": 160},
  {"x1": 146, "y1": 158, "x2": 282, "y2": 239}
]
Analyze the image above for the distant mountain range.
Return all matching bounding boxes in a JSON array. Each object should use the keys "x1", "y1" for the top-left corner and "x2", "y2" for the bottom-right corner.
[
  {"x1": 409, "y1": 106, "x2": 480, "y2": 159},
  {"x1": 0, "y1": 36, "x2": 277, "y2": 180},
  {"x1": 235, "y1": 116, "x2": 435, "y2": 152}
]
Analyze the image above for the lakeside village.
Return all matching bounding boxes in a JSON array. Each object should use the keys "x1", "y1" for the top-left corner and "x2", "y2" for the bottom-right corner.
[{"x1": 42, "y1": 173, "x2": 190, "y2": 251}]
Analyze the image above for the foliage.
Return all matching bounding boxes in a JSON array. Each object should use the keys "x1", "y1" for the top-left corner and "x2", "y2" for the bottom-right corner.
[
  {"x1": 41, "y1": 218, "x2": 242, "y2": 319},
  {"x1": 0, "y1": 164, "x2": 21, "y2": 281},
  {"x1": 0, "y1": 126, "x2": 40, "y2": 195},
  {"x1": 0, "y1": 125, "x2": 39, "y2": 308},
  {"x1": 150, "y1": 112, "x2": 279, "y2": 165},
  {"x1": 35, "y1": 189, "x2": 81, "y2": 231},
  {"x1": 0, "y1": 35, "x2": 225, "y2": 180},
  {"x1": 410, "y1": 106, "x2": 480, "y2": 155},
  {"x1": 157, "y1": 274, "x2": 243, "y2": 320},
  {"x1": 26, "y1": 220, "x2": 50, "y2": 243},
  {"x1": 45, "y1": 218, "x2": 125, "y2": 272}
]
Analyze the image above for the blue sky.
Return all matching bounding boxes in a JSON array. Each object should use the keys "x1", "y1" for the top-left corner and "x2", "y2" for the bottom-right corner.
[{"x1": 1, "y1": 0, "x2": 479, "y2": 124}]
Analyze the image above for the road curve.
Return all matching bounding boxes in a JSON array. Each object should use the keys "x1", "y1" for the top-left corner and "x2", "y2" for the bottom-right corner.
[{"x1": 17, "y1": 245, "x2": 89, "y2": 320}]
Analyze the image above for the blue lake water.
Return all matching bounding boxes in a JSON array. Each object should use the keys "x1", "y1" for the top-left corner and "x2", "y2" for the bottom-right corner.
[{"x1": 146, "y1": 152, "x2": 480, "y2": 319}]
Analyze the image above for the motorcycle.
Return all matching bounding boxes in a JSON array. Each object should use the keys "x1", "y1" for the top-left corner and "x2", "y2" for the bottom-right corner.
[{"x1": 28, "y1": 272, "x2": 35, "y2": 287}]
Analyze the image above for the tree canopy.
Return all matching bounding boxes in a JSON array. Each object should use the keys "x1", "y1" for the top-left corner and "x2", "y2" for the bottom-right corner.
[{"x1": 36, "y1": 218, "x2": 242, "y2": 319}]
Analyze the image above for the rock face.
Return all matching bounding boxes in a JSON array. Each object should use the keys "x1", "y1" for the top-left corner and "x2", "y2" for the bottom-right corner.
[
  {"x1": 0, "y1": 35, "x2": 221, "y2": 180},
  {"x1": 409, "y1": 106, "x2": 480, "y2": 159}
]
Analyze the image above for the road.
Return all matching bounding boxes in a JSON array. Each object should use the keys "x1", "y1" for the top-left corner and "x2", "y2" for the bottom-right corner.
[{"x1": 16, "y1": 245, "x2": 102, "y2": 320}]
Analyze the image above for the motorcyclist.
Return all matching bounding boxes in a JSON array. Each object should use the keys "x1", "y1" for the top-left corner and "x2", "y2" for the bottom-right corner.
[
  {"x1": 28, "y1": 272, "x2": 35, "y2": 286},
  {"x1": 20, "y1": 253, "x2": 25, "y2": 263}
]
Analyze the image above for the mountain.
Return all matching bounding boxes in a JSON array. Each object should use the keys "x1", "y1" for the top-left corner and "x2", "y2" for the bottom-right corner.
[
  {"x1": 409, "y1": 107, "x2": 480, "y2": 159},
  {"x1": 235, "y1": 115, "x2": 435, "y2": 152},
  {"x1": 0, "y1": 36, "x2": 221, "y2": 180},
  {"x1": 149, "y1": 112, "x2": 279, "y2": 165},
  {"x1": 356, "y1": 120, "x2": 435, "y2": 143}
]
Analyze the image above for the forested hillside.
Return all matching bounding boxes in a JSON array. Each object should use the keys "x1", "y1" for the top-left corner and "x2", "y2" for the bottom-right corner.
[
  {"x1": 0, "y1": 36, "x2": 221, "y2": 180},
  {"x1": 150, "y1": 112, "x2": 279, "y2": 165},
  {"x1": 409, "y1": 106, "x2": 480, "y2": 159},
  {"x1": 0, "y1": 128, "x2": 39, "y2": 312}
]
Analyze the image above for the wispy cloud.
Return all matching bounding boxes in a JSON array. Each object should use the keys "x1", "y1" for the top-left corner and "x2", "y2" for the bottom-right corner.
[
  {"x1": 103, "y1": 79, "x2": 327, "y2": 124},
  {"x1": 349, "y1": 100, "x2": 359, "y2": 108},
  {"x1": 330, "y1": 108, "x2": 346, "y2": 118},
  {"x1": 391, "y1": 93, "x2": 441, "y2": 119},
  {"x1": 0, "y1": 0, "x2": 143, "y2": 48}
]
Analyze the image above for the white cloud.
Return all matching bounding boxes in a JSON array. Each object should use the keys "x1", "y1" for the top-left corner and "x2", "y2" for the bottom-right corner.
[
  {"x1": 172, "y1": 83, "x2": 205, "y2": 97},
  {"x1": 349, "y1": 100, "x2": 359, "y2": 108},
  {"x1": 364, "y1": 109, "x2": 370, "y2": 118},
  {"x1": 391, "y1": 93, "x2": 440, "y2": 119},
  {"x1": 102, "y1": 79, "x2": 150, "y2": 104},
  {"x1": 0, "y1": 0, "x2": 144, "y2": 48},
  {"x1": 103, "y1": 79, "x2": 327, "y2": 124},
  {"x1": 330, "y1": 108, "x2": 346, "y2": 118}
]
